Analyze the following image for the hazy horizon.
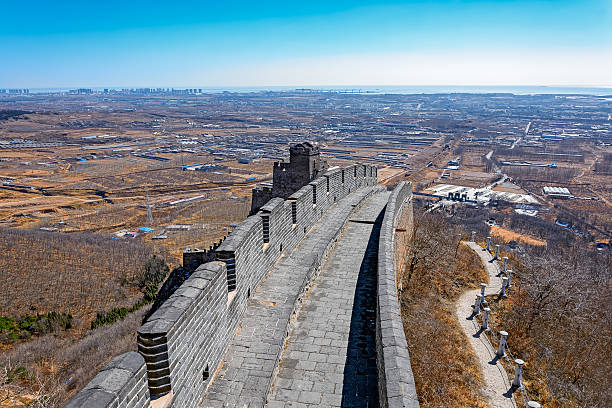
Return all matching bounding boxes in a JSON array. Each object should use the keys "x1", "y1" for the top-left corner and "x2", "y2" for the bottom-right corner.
[
  {"x1": 15, "y1": 84, "x2": 612, "y2": 96},
  {"x1": 2, "y1": 1, "x2": 611, "y2": 88}
]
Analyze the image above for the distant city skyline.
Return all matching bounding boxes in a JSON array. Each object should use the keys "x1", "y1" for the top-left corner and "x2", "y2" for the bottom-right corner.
[{"x1": 2, "y1": 0, "x2": 611, "y2": 88}]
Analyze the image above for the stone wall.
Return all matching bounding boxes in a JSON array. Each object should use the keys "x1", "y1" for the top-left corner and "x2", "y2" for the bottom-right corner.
[
  {"x1": 250, "y1": 185, "x2": 273, "y2": 215},
  {"x1": 66, "y1": 163, "x2": 377, "y2": 408},
  {"x1": 250, "y1": 142, "x2": 328, "y2": 214},
  {"x1": 376, "y1": 181, "x2": 420, "y2": 408},
  {"x1": 65, "y1": 352, "x2": 150, "y2": 408}
]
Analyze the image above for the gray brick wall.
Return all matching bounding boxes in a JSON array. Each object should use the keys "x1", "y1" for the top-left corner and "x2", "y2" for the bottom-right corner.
[
  {"x1": 65, "y1": 163, "x2": 378, "y2": 408},
  {"x1": 376, "y1": 181, "x2": 420, "y2": 408},
  {"x1": 65, "y1": 352, "x2": 150, "y2": 408},
  {"x1": 137, "y1": 262, "x2": 229, "y2": 407}
]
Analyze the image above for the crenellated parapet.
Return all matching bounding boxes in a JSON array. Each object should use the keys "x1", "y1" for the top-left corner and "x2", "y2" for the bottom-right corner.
[
  {"x1": 66, "y1": 163, "x2": 378, "y2": 408},
  {"x1": 137, "y1": 262, "x2": 229, "y2": 407},
  {"x1": 182, "y1": 238, "x2": 223, "y2": 271}
]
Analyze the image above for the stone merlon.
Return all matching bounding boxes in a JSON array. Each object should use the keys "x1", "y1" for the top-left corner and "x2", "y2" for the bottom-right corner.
[{"x1": 66, "y1": 148, "x2": 420, "y2": 407}]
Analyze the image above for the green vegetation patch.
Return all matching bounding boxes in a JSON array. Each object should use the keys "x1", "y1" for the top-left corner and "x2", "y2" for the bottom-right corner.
[
  {"x1": 138, "y1": 255, "x2": 170, "y2": 302},
  {"x1": 5, "y1": 365, "x2": 34, "y2": 384},
  {"x1": 90, "y1": 302, "x2": 145, "y2": 329},
  {"x1": 0, "y1": 312, "x2": 73, "y2": 343}
]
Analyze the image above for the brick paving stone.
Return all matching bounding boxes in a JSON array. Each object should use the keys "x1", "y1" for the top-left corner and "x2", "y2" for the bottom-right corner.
[
  {"x1": 199, "y1": 187, "x2": 382, "y2": 408},
  {"x1": 267, "y1": 191, "x2": 390, "y2": 408}
]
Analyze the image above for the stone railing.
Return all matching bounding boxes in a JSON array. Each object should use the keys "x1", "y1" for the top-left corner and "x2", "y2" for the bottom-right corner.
[
  {"x1": 66, "y1": 164, "x2": 377, "y2": 408},
  {"x1": 470, "y1": 234, "x2": 542, "y2": 408},
  {"x1": 376, "y1": 181, "x2": 420, "y2": 408}
]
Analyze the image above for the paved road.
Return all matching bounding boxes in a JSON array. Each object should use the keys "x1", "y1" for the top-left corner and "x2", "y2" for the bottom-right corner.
[
  {"x1": 456, "y1": 242, "x2": 517, "y2": 408},
  {"x1": 266, "y1": 191, "x2": 390, "y2": 408}
]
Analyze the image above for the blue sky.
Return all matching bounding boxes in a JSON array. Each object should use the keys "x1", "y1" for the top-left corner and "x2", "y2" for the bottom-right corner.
[{"x1": 1, "y1": 0, "x2": 611, "y2": 88}]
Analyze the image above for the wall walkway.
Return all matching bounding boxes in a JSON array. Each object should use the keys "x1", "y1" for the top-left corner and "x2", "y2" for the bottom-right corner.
[
  {"x1": 199, "y1": 186, "x2": 381, "y2": 407},
  {"x1": 66, "y1": 164, "x2": 379, "y2": 408},
  {"x1": 266, "y1": 189, "x2": 390, "y2": 407},
  {"x1": 65, "y1": 169, "x2": 423, "y2": 408}
]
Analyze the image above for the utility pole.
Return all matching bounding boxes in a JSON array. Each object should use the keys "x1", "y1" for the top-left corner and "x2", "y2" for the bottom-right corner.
[{"x1": 146, "y1": 186, "x2": 154, "y2": 225}]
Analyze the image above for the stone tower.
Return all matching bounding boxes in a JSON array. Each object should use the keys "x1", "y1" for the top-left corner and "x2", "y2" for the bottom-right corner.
[{"x1": 250, "y1": 142, "x2": 327, "y2": 214}]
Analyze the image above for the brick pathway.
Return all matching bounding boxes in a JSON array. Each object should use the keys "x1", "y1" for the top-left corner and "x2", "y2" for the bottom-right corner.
[
  {"x1": 199, "y1": 187, "x2": 382, "y2": 408},
  {"x1": 266, "y1": 191, "x2": 390, "y2": 408}
]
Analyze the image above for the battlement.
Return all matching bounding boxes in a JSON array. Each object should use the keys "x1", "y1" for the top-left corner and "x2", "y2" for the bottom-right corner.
[
  {"x1": 65, "y1": 352, "x2": 149, "y2": 408},
  {"x1": 67, "y1": 163, "x2": 378, "y2": 408},
  {"x1": 250, "y1": 141, "x2": 328, "y2": 214},
  {"x1": 376, "y1": 182, "x2": 419, "y2": 407},
  {"x1": 182, "y1": 238, "x2": 223, "y2": 271}
]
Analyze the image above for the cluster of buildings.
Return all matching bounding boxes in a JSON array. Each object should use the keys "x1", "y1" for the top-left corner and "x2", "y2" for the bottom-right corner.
[
  {"x1": 63, "y1": 88, "x2": 206, "y2": 95},
  {"x1": 0, "y1": 89, "x2": 29, "y2": 94},
  {"x1": 0, "y1": 139, "x2": 66, "y2": 149}
]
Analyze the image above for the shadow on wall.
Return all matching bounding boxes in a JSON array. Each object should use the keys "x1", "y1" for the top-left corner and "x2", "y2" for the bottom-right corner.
[
  {"x1": 376, "y1": 182, "x2": 420, "y2": 408},
  {"x1": 65, "y1": 164, "x2": 379, "y2": 408},
  {"x1": 341, "y1": 207, "x2": 386, "y2": 407}
]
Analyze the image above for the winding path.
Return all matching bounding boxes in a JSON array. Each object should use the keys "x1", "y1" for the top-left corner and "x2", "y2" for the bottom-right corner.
[{"x1": 455, "y1": 242, "x2": 517, "y2": 408}]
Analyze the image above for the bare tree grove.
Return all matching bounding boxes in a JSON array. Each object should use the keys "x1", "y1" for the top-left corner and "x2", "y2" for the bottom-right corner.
[
  {"x1": 0, "y1": 228, "x2": 152, "y2": 327},
  {"x1": 496, "y1": 242, "x2": 612, "y2": 407}
]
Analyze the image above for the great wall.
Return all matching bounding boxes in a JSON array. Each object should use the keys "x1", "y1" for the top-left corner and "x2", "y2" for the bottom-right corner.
[{"x1": 66, "y1": 144, "x2": 419, "y2": 408}]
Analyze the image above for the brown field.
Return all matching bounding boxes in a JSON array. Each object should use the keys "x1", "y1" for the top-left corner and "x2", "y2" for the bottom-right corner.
[
  {"x1": 0, "y1": 227, "x2": 153, "y2": 330},
  {"x1": 1, "y1": 91, "x2": 610, "y2": 406},
  {"x1": 490, "y1": 224, "x2": 546, "y2": 246}
]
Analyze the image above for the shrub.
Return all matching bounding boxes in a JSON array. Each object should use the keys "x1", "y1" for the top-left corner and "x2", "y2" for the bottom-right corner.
[
  {"x1": 400, "y1": 210, "x2": 488, "y2": 407},
  {"x1": 90, "y1": 302, "x2": 144, "y2": 330},
  {"x1": 0, "y1": 312, "x2": 72, "y2": 344},
  {"x1": 138, "y1": 255, "x2": 170, "y2": 301}
]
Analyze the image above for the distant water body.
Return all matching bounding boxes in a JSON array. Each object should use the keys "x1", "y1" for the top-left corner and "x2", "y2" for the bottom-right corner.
[{"x1": 26, "y1": 85, "x2": 612, "y2": 96}]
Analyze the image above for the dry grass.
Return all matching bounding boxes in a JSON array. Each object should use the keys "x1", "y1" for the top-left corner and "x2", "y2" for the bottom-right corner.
[
  {"x1": 400, "y1": 211, "x2": 488, "y2": 407},
  {"x1": 0, "y1": 306, "x2": 150, "y2": 407},
  {"x1": 490, "y1": 225, "x2": 546, "y2": 247},
  {"x1": 487, "y1": 244, "x2": 612, "y2": 408}
]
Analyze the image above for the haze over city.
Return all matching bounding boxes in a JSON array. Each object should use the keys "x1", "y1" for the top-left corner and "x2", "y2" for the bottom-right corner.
[{"x1": 2, "y1": 0, "x2": 611, "y2": 88}]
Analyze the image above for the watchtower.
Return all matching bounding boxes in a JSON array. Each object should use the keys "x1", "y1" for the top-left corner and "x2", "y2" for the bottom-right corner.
[{"x1": 250, "y1": 142, "x2": 327, "y2": 214}]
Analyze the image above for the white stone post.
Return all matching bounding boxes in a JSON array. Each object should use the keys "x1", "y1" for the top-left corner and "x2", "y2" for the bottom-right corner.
[
  {"x1": 486, "y1": 236, "x2": 491, "y2": 251},
  {"x1": 502, "y1": 256, "x2": 508, "y2": 273},
  {"x1": 482, "y1": 307, "x2": 491, "y2": 330},
  {"x1": 512, "y1": 359, "x2": 525, "y2": 388},
  {"x1": 500, "y1": 277, "x2": 508, "y2": 297},
  {"x1": 527, "y1": 402, "x2": 541, "y2": 408},
  {"x1": 473, "y1": 283, "x2": 487, "y2": 314},
  {"x1": 471, "y1": 231, "x2": 476, "y2": 242},
  {"x1": 474, "y1": 295, "x2": 482, "y2": 314},
  {"x1": 494, "y1": 244, "x2": 500, "y2": 259},
  {"x1": 497, "y1": 331, "x2": 508, "y2": 357},
  {"x1": 507, "y1": 269, "x2": 513, "y2": 288}
]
